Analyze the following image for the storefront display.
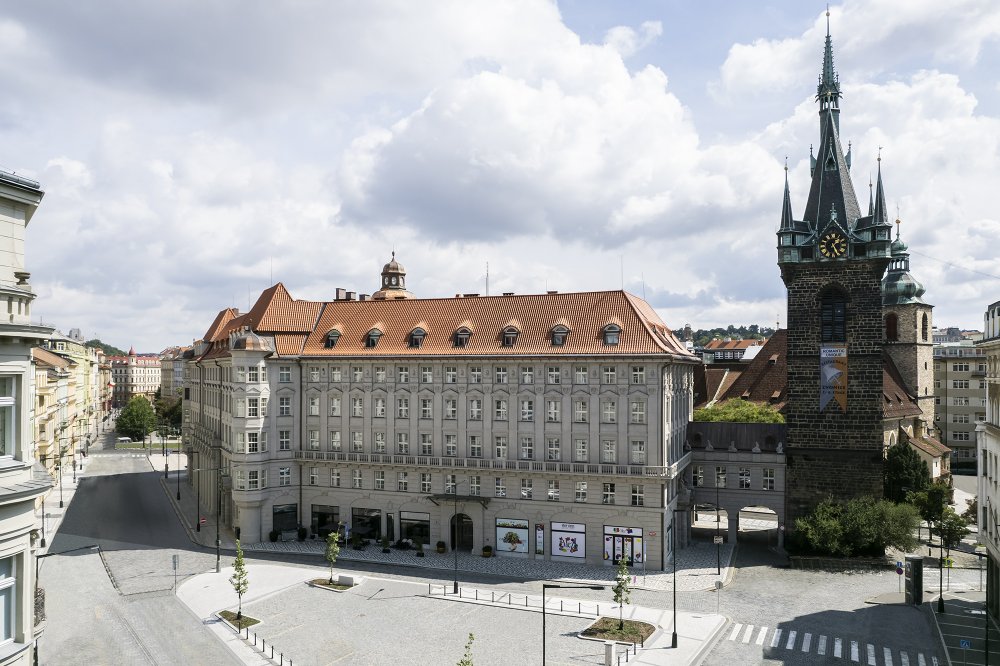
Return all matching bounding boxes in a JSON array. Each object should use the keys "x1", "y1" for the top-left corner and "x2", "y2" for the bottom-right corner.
[
  {"x1": 551, "y1": 522, "x2": 586, "y2": 559},
  {"x1": 495, "y1": 517, "x2": 529, "y2": 553},
  {"x1": 603, "y1": 525, "x2": 643, "y2": 565}
]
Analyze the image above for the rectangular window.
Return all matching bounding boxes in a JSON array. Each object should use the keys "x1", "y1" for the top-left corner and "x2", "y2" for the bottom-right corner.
[
  {"x1": 953, "y1": 396, "x2": 970, "y2": 406},
  {"x1": 494, "y1": 399, "x2": 508, "y2": 420},
  {"x1": 631, "y1": 484, "x2": 644, "y2": 507},
  {"x1": 420, "y1": 433, "x2": 433, "y2": 455},
  {"x1": 469, "y1": 367, "x2": 482, "y2": 383},
  {"x1": 601, "y1": 440, "x2": 616, "y2": 463},
  {"x1": 520, "y1": 399, "x2": 534, "y2": 421},
  {"x1": 309, "y1": 367, "x2": 320, "y2": 382},
  {"x1": 602, "y1": 400, "x2": 617, "y2": 423},
  {"x1": 630, "y1": 440, "x2": 646, "y2": 465},
  {"x1": 547, "y1": 480, "x2": 560, "y2": 501},
  {"x1": 310, "y1": 467, "x2": 319, "y2": 485},
  {"x1": 520, "y1": 478, "x2": 533, "y2": 500},
  {"x1": 330, "y1": 367, "x2": 342, "y2": 382},
  {"x1": 630, "y1": 400, "x2": 646, "y2": 424},
  {"x1": 573, "y1": 400, "x2": 588, "y2": 423},
  {"x1": 445, "y1": 399, "x2": 457, "y2": 419},
  {"x1": 352, "y1": 431, "x2": 363, "y2": 452},
  {"x1": 739, "y1": 467, "x2": 751, "y2": 489},
  {"x1": 279, "y1": 430, "x2": 291, "y2": 451},
  {"x1": 495, "y1": 367, "x2": 508, "y2": 384},
  {"x1": 470, "y1": 476, "x2": 481, "y2": 496},
  {"x1": 547, "y1": 367, "x2": 560, "y2": 384},
  {"x1": 375, "y1": 471, "x2": 385, "y2": 490},
  {"x1": 574, "y1": 366, "x2": 588, "y2": 384},
  {"x1": 464, "y1": 435, "x2": 480, "y2": 458},
  {"x1": 373, "y1": 431, "x2": 386, "y2": 453},
  {"x1": 954, "y1": 432, "x2": 971, "y2": 441},
  {"x1": 420, "y1": 398, "x2": 433, "y2": 419},
  {"x1": 397, "y1": 397, "x2": 409, "y2": 418},
  {"x1": 546, "y1": 400, "x2": 561, "y2": 423},
  {"x1": 374, "y1": 397, "x2": 386, "y2": 417},
  {"x1": 306, "y1": 430, "x2": 318, "y2": 450},
  {"x1": 279, "y1": 366, "x2": 291, "y2": 382},
  {"x1": 236, "y1": 367, "x2": 246, "y2": 382},
  {"x1": 374, "y1": 366, "x2": 386, "y2": 382},
  {"x1": 247, "y1": 470, "x2": 261, "y2": 490},
  {"x1": 495, "y1": 477, "x2": 506, "y2": 498},
  {"x1": 520, "y1": 367, "x2": 534, "y2": 384},
  {"x1": 445, "y1": 434, "x2": 457, "y2": 457},
  {"x1": 602, "y1": 483, "x2": 615, "y2": 505},
  {"x1": 445, "y1": 474, "x2": 457, "y2": 494},
  {"x1": 420, "y1": 473, "x2": 432, "y2": 493},
  {"x1": 279, "y1": 396, "x2": 291, "y2": 416},
  {"x1": 762, "y1": 468, "x2": 775, "y2": 491},
  {"x1": 330, "y1": 396, "x2": 341, "y2": 416},
  {"x1": 716, "y1": 466, "x2": 727, "y2": 488},
  {"x1": 353, "y1": 470, "x2": 363, "y2": 489},
  {"x1": 602, "y1": 366, "x2": 616, "y2": 384},
  {"x1": 397, "y1": 433, "x2": 409, "y2": 454},
  {"x1": 495, "y1": 436, "x2": 508, "y2": 459},
  {"x1": 331, "y1": 470, "x2": 341, "y2": 487},
  {"x1": 307, "y1": 396, "x2": 319, "y2": 416},
  {"x1": 279, "y1": 467, "x2": 290, "y2": 486},
  {"x1": 953, "y1": 363, "x2": 970, "y2": 372},
  {"x1": 631, "y1": 366, "x2": 645, "y2": 384},
  {"x1": 546, "y1": 437, "x2": 560, "y2": 461},
  {"x1": 246, "y1": 432, "x2": 259, "y2": 453},
  {"x1": 953, "y1": 414, "x2": 971, "y2": 423},
  {"x1": 421, "y1": 367, "x2": 433, "y2": 383},
  {"x1": 444, "y1": 367, "x2": 457, "y2": 384},
  {"x1": 235, "y1": 398, "x2": 245, "y2": 417},
  {"x1": 574, "y1": 439, "x2": 588, "y2": 462},
  {"x1": 352, "y1": 366, "x2": 363, "y2": 382},
  {"x1": 247, "y1": 398, "x2": 260, "y2": 418},
  {"x1": 520, "y1": 436, "x2": 534, "y2": 460},
  {"x1": 575, "y1": 481, "x2": 587, "y2": 503},
  {"x1": 329, "y1": 431, "x2": 342, "y2": 452},
  {"x1": 397, "y1": 367, "x2": 409, "y2": 383},
  {"x1": 469, "y1": 398, "x2": 482, "y2": 420},
  {"x1": 953, "y1": 380, "x2": 970, "y2": 389}
]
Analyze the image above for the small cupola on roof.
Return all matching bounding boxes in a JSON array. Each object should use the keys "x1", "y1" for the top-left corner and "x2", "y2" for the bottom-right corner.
[
  {"x1": 371, "y1": 251, "x2": 415, "y2": 300},
  {"x1": 882, "y1": 219, "x2": 927, "y2": 306}
]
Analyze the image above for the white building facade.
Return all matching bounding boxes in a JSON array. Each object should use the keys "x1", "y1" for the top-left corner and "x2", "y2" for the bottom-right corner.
[{"x1": 978, "y1": 300, "x2": 1000, "y2": 620}]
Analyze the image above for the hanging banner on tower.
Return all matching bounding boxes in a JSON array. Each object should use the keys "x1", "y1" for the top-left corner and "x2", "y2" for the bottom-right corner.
[{"x1": 819, "y1": 344, "x2": 848, "y2": 412}]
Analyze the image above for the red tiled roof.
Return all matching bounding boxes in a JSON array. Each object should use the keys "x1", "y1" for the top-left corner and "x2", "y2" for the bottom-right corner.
[
  {"x1": 203, "y1": 308, "x2": 239, "y2": 342},
  {"x1": 882, "y1": 353, "x2": 923, "y2": 419},
  {"x1": 717, "y1": 330, "x2": 788, "y2": 410},
  {"x1": 905, "y1": 429, "x2": 951, "y2": 458},
  {"x1": 275, "y1": 334, "x2": 307, "y2": 356},
  {"x1": 33, "y1": 347, "x2": 71, "y2": 368},
  {"x1": 693, "y1": 366, "x2": 744, "y2": 408},
  {"x1": 704, "y1": 339, "x2": 765, "y2": 351}
]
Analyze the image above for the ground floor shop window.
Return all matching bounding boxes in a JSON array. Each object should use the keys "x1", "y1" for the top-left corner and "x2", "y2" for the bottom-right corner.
[
  {"x1": 603, "y1": 525, "x2": 643, "y2": 565},
  {"x1": 400, "y1": 511, "x2": 430, "y2": 545},
  {"x1": 352, "y1": 507, "x2": 382, "y2": 540},
  {"x1": 495, "y1": 517, "x2": 529, "y2": 553},
  {"x1": 311, "y1": 505, "x2": 340, "y2": 538},
  {"x1": 272, "y1": 504, "x2": 297, "y2": 533},
  {"x1": 551, "y1": 522, "x2": 585, "y2": 559}
]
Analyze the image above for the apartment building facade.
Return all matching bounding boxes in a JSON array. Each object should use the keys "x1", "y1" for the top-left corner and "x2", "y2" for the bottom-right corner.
[
  {"x1": 934, "y1": 343, "x2": 986, "y2": 470},
  {"x1": 110, "y1": 347, "x2": 161, "y2": 407},
  {"x1": 977, "y1": 301, "x2": 1000, "y2": 619},
  {"x1": 185, "y1": 260, "x2": 697, "y2": 570}
]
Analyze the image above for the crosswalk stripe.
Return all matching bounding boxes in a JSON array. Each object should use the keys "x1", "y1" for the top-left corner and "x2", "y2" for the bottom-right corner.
[
  {"x1": 729, "y1": 623, "x2": 742, "y2": 641},
  {"x1": 917, "y1": 655, "x2": 926, "y2": 666},
  {"x1": 741, "y1": 625, "x2": 753, "y2": 644},
  {"x1": 867, "y1": 644, "x2": 876, "y2": 665},
  {"x1": 755, "y1": 627, "x2": 767, "y2": 646},
  {"x1": 771, "y1": 628, "x2": 782, "y2": 649},
  {"x1": 851, "y1": 640, "x2": 859, "y2": 662},
  {"x1": 884, "y1": 647, "x2": 893, "y2": 666},
  {"x1": 834, "y1": 637, "x2": 842, "y2": 658},
  {"x1": 931, "y1": 658, "x2": 938, "y2": 666},
  {"x1": 818, "y1": 635, "x2": 827, "y2": 656},
  {"x1": 786, "y1": 630, "x2": 797, "y2": 650},
  {"x1": 803, "y1": 633, "x2": 812, "y2": 652},
  {"x1": 900, "y1": 652, "x2": 909, "y2": 666}
]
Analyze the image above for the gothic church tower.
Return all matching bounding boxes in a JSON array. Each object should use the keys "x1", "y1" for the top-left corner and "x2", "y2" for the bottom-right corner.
[{"x1": 777, "y1": 19, "x2": 895, "y2": 524}]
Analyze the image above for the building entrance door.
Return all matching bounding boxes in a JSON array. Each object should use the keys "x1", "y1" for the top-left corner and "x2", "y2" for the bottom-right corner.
[
  {"x1": 603, "y1": 526, "x2": 644, "y2": 566},
  {"x1": 451, "y1": 513, "x2": 474, "y2": 551},
  {"x1": 386, "y1": 513, "x2": 395, "y2": 542}
]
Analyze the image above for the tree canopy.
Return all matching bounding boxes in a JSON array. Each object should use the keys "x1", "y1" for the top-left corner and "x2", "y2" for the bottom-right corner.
[
  {"x1": 85, "y1": 339, "x2": 128, "y2": 357},
  {"x1": 794, "y1": 497, "x2": 918, "y2": 557},
  {"x1": 883, "y1": 444, "x2": 930, "y2": 503},
  {"x1": 693, "y1": 399, "x2": 785, "y2": 423},
  {"x1": 116, "y1": 395, "x2": 157, "y2": 441}
]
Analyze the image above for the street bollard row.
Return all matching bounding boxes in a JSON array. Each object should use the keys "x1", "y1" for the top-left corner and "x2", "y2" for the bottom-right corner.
[{"x1": 239, "y1": 623, "x2": 291, "y2": 665}]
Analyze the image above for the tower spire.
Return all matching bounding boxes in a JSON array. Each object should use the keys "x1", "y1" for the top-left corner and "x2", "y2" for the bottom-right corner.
[
  {"x1": 816, "y1": 6, "x2": 841, "y2": 120},
  {"x1": 780, "y1": 158, "x2": 794, "y2": 231},
  {"x1": 872, "y1": 149, "x2": 888, "y2": 226}
]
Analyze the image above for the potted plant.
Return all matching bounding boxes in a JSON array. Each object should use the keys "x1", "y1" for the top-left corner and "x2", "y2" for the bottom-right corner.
[
  {"x1": 381, "y1": 536, "x2": 391, "y2": 554},
  {"x1": 436, "y1": 540, "x2": 446, "y2": 554},
  {"x1": 268, "y1": 529, "x2": 279, "y2": 543},
  {"x1": 297, "y1": 526, "x2": 308, "y2": 542},
  {"x1": 415, "y1": 540, "x2": 425, "y2": 557},
  {"x1": 482, "y1": 545, "x2": 493, "y2": 558}
]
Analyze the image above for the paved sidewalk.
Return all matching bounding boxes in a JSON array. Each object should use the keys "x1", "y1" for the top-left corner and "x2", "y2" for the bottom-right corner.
[{"x1": 34, "y1": 456, "x2": 92, "y2": 555}]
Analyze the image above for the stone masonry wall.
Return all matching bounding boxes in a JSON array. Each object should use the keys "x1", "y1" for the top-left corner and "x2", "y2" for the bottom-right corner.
[{"x1": 885, "y1": 303, "x2": 935, "y2": 426}]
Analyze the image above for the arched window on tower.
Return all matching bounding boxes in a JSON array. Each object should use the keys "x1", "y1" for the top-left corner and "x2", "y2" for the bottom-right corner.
[
  {"x1": 884, "y1": 314, "x2": 898, "y2": 342},
  {"x1": 820, "y1": 288, "x2": 847, "y2": 343},
  {"x1": 921, "y1": 313, "x2": 929, "y2": 342}
]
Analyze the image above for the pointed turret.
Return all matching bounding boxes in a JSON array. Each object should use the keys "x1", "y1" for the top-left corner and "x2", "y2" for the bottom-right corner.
[
  {"x1": 816, "y1": 8, "x2": 841, "y2": 128},
  {"x1": 867, "y1": 177, "x2": 874, "y2": 217},
  {"x1": 779, "y1": 164, "x2": 794, "y2": 231},
  {"x1": 872, "y1": 156, "x2": 888, "y2": 227}
]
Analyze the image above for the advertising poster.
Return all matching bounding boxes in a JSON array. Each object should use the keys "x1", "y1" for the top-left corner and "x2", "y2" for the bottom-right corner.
[
  {"x1": 495, "y1": 518, "x2": 529, "y2": 554},
  {"x1": 535, "y1": 524, "x2": 544, "y2": 555},
  {"x1": 603, "y1": 525, "x2": 643, "y2": 564},
  {"x1": 550, "y1": 522, "x2": 586, "y2": 559},
  {"x1": 819, "y1": 343, "x2": 848, "y2": 412}
]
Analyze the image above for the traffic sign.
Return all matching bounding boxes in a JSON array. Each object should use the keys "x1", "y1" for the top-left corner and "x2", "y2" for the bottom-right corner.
[
  {"x1": 960, "y1": 639, "x2": 971, "y2": 649},
  {"x1": 896, "y1": 567, "x2": 903, "y2": 575},
  {"x1": 896, "y1": 560, "x2": 903, "y2": 568},
  {"x1": 713, "y1": 536, "x2": 724, "y2": 545},
  {"x1": 649, "y1": 531, "x2": 656, "y2": 536},
  {"x1": 199, "y1": 517, "x2": 207, "y2": 525}
]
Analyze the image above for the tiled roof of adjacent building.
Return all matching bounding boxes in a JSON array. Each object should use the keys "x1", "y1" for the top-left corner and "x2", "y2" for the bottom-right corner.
[
  {"x1": 703, "y1": 339, "x2": 765, "y2": 351},
  {"x1": 196, "y1": 286, "x2": 694, "y2": 361},
  {"x1": 881, "y1": 352, "x2": 923, "y2": 419},
  {"x1": 32, "y1": 347, "x2": 72, "y2": 368}
]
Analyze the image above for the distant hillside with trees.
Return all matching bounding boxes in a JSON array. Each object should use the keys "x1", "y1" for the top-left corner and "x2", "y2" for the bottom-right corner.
[
  {"x1": 682, "y1": 324, "x2": 777, "y2": 348},
  {"x1": 86, "y1": 339, "x2": 128, "y2": 357}
]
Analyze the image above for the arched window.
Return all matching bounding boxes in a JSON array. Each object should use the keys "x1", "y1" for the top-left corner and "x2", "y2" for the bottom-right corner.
[
  {"x1": 365, "y1": 328, "x2": 382, "y2": 348},
  {"x1": 884, "y1": 314, "x2": 898, "y2": 342},
  {"x1": 409, "y1": 328, "x2": 426, "y2": 349},
  {"x1": 602, "y1": 324, "x2": 621, "y2": 346},
  {"x1": 324, "y1": 329, "x2": 341, "y2": 348},
  {"x1": 550, "y1": 325, "x2": 569, "y2": 347},
  {"x1": 453, "y1": 327, "x2": 471, "y2": 348},
  {"x1": 820, "y1": 288, "x2": 847, "y2": 343},
  {"x1": 502, "y1": 327, "x2": 518, "y2": 347},
  {"x1": 921, "y1": 313, "x2": 929, "y2": 342}
]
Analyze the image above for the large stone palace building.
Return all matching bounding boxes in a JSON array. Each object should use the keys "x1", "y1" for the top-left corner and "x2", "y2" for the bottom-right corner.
[{"x1": 184, "y1": 256, "x2": 698, "y2": 570}]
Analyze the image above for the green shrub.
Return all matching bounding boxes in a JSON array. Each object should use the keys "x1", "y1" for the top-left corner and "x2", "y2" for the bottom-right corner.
[
  {"x1": 794, "y1": 497, "x2": 918, "y2": 557},
  {"x1": 693, "y1": 399, "x2": 784, "y2": 423}
]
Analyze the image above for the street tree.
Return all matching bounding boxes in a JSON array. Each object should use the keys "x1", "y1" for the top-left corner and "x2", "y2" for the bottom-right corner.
[
  {"x1": 116, "y1": 395, "x2": 157, "y2": 443},
  {"x1": 456, "y1": 633, "x2": 475, "y2": 666},
  {"x1": 325, "y1": 525, "x2": 342, "y2": 584},
  {"x1": 612, "y1": 555, "x2": 631, "y2": 630},
  {"x1": 933, "y1": 507, "x2": 971, "y2": 555},
  {"x1": 884, "y1": 444, "x2": 930, "y2": 503},
  {"x1": 230, "y1": 540, "x2": 249, "y2": 622},
  {"x1": 907, "y1": 480, "x2": 949, "y2": 541}
]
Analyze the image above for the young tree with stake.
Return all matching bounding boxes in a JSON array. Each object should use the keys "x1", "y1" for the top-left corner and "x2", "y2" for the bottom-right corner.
[
  {"x1": 326, "y1": 524, "x2": 342, "y2": 584},
  {"x1": 230, "y1": 540, "x2": 249, "y2": 622},
  {"x1": 612, "y1": 555, "x2": 631, "y2": 631}
]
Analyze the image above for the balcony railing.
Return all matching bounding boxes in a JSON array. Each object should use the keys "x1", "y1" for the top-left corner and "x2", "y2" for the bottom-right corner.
[{"x1": 292, "y1": 450, "x2": 673, "y2": 478}]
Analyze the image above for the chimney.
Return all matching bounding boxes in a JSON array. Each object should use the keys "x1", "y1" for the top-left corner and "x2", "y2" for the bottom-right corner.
[
  {"x1": 359, "y1": 294, "x2": 369, "y2": 301},
  {"x1": 346, "y1": 291, "x2": 356, "y2": 301},
  {"x1": 503, "y1": 292, "x2": 514, "y2": 296},
  {"x1": 336, "y1": 288, "x2": 347, "y2": 300}
]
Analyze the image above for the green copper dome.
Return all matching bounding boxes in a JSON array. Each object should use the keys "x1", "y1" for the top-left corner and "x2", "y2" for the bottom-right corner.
[{"x1": 882, "y1": 227, "x2": 925, "y2": 306}]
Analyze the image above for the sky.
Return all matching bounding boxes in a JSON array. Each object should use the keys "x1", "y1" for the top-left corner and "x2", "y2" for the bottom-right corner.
[{"x1": 3, "y1": 0, "x2": 999, "y2": 353}]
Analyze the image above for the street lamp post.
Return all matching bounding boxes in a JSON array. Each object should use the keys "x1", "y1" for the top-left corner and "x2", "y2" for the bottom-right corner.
[
  {"x1": 176, "y1": 436, "x2": 181, "y2": 501},
  {"x1": 194, "y1": 464, "x2": 225, "y2": 572},
  {"x1": 671, "y1": 509, "x2": 684, "y2": 649},
  {"x1": 57, "y1": 460, "x2": 64, "y2": 509},
  {"x1": 938, "y1": 496, "x2": 946, "y2": 613},
  {"x1": 39, "y1": 497, "x2": 46, "y2": 548},
  {"x1": 716, "y1": 477, "x2": 721, "y2": 576},
  {"x1": 194, "y1": 451, "x2": 201, "y2": 532},
  {"x1": 542, "y1": 583, "x2": 605, "y2": 664},
  {"x1": 452, "y1": 493, "x2": 459, "y2": 595}
]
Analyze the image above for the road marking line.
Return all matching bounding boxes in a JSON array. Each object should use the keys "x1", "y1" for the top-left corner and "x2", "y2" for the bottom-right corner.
[
  {"x1": 787, "y1": 630, "x2": 797, "y2": 650},
  {"x1": 851, "y1": 640, "x2": 859, "y2": 662},
  {"x1": 884, "y1": 647, "x2": 893, "y2": 666},
  {"x1": 900, "y1": 652, "x2": 909, "y2": 666},
  {"x1": 818, "y1": 635, "x2": 827, "y2": 656},
  {"x1": 930, "y1": 658, "x2": 938, "y2": 666},
  {"x1": 835, "y1": 637, "x2": 842, "y2": 658},
  {"x1": 755, "y1": 627, "x2": 767, "y2": 646},
  {"x1": 803, "y1": 633, "x2": 812, "y2": 652},
  {"x1": 771, "y1": 628, "x2": 782, "y2": 649},
  {"x1": 867, "y1": 644, "x2": 876, "y2": 665},
  {"x1": 742, "y1": 625, "x2": 753, "y2": 643},
  {"x1": 729, "y1": 623, "x2": 742, "y2": 641},
  {"x1": 917, "y1": 655, "x2": 925, "y2": 666}
]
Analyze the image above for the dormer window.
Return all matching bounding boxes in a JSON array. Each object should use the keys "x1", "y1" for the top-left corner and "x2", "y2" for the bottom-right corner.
[
  {"x1": 366, "y1": 328, "x2": 382, "y2": 348},
  {"x1": 453, "y1": 327, "x2": 471, "y2": 348},
  {"x1": 409, "y1": 328, "x2": 426, "y2": 349},
  {"x1": 602, "y1": 324, "x2": 621, "y2": 346},
  {"x1": 502, "y1": 327, "x2": 519, "y2": 347},
  {"x1": 551, "y1": 325, "x2": 569, "y2": 347},
  {"x1": 325, "y1": 329, "x2": 341, "y2": 349}
]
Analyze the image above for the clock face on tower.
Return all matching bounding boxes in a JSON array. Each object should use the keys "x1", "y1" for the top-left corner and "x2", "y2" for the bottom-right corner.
[{"x1": 819, "y1": 231, "x2": 848, "y2": 258}]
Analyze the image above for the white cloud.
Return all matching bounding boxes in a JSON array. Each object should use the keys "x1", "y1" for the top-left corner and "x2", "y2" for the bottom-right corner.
[{"x1": 604, "y1": 21, "x2": 663, "y2": 58}]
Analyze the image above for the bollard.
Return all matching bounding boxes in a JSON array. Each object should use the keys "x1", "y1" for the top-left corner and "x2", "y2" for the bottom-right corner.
[
  {"x1": 560, "y1": 600, "x2": 563, "y2": 612},
  {"x1": 605, "y1": 640, "x2": 615, "y2": 666},
  {"x1": 280, "y1": 654, "x2": 283, "y2": 665},
  {"x1": 271, "y1": 645, "x2": 274, "y2": 658},
  {"x1": 525, "y1": 595, "x2": 528, "y2": 607},
  {"x1": 262, "y1": 639, "x2": 266, "y2": 652},
  {"x1": 492, "y1": 591, "x2": 495, "y2": 602},
  {"x1": 253, "y1": 632, "x2": 256, "y2": 646},
  {"x1": 578, "y1": 602, "x2": 581, "y2": 613}
]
